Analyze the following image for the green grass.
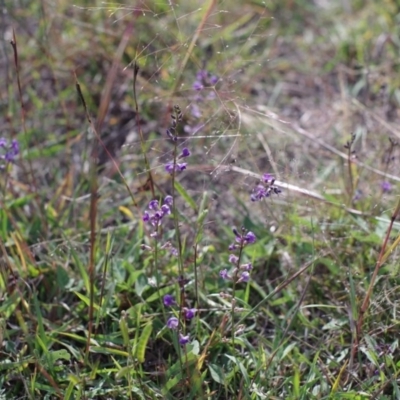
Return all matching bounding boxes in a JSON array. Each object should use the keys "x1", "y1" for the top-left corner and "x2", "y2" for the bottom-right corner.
[{"x1": 2, "y1": 0, "x2": 400, "y2": 398}]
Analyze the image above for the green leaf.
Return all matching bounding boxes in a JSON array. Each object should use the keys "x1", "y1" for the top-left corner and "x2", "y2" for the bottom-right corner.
[
  {"x1": 174, "y1": 180, "x2": 197, "y2": 211},
  {"x1": 73, "y1": 291, "x2": 100, "y2": 310},
  {"x1": 46, "y1": 349, "x2": 71, "y2": 363},
  {"x1": 208, "y1": 363, "x2": 225, "y2": 384},
  {"x1": 136, "y1": 322, "x2": 152, "y2": 363}
]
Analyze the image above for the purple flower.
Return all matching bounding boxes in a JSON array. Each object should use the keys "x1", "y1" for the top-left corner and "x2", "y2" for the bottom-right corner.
[
  {"x1": 169, "y1": 247, "x2": 178, "y2": 257},
  {"x1": 210, "y1": 75, "x2": 219, "y2": 85},
  {"x1": 228, "y1": 254, "x2": 239, "y2": 264},
  {"x1": 238, "y1": 271, "x2": 250, "y2": 283},
  {"x1": 196, "y1": 70, "x2": 208, "y2": 81},
  {"x1": 165, "y1": 162, "x2": 175, "y2": 174},
  {"x1": 179, "y1": 333, "x2": 190, "y2": 345},
  {"x1": 166, "y1": 317, "x2": 179, "y2": 330},
  {"x1": 233, "y1": 229, "x2": 256, "y2": 246},
  {"x1": 164, "y1": 195, "x2": 173, "y2": 205},
  {"x1": 220, "y1": 269, "x2": 229, "y2": 280},
  {"x1": 163, "y1": 294, "x2": 176, "y2": 307},
  {"x1": 244, "y1": 231, "x2": 256, "y2": 244},
  {"x1": 0, "y1": 138, "x2": 19, "y2": 164},
  {"x1": 251, "y1": 185, "x2": 268, "y2": 202},
  {"x1": 142, "y1": 211, "x2": 150, "y2": 222},
  {"x1": 251, "y1": 174, "x2": 282, "y2": 201},
  {"x1": 184, "y1": 308, "x2": 197, "y2": 320},
  {"x1": 161, "y1": 204, "x2": 171, "y2": 215},
  {"x1": 381, "y1": 181, "x2": 392, "y2": 193},
  {"x1": 193, "y1": 81, "x2": 204, "y2": 91},
  {"x1": 241, "y1": 263, "x2": 253, "y2": 271},
  {"x1": 263, "y1": 173, "x2": 273, "y2": 183},
  {"x1": 143, "y1": 197, "x2": 173, "y2": 229},
  {"x1": 165, "y1": 162, "x2": 187, "y2": 174},
  {"x1": 180, "y1": 148, "x2": 190, "y2": 158},
  {"x1": 148, "y1": 200, "x2": 159, "y2": 210}
]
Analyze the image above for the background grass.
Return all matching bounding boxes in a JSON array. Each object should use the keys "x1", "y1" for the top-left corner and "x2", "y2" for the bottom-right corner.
[{"x1": 2, "y1": 0, "x2": 400, "y2": 399}]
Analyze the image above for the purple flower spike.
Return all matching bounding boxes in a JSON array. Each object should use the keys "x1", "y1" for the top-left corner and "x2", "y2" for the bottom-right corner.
[
  {"x1": 166, "y1": 317, "x2": 179, "y2": 330},
  {"x1": 184, "y1": 308, "x2": 197, "y2": 320},
  {"x1": 220, "y1": 269, "x2": 229, "y2": 280},
  {"x1": 0, "y1": 139, "x2": 6, "y2": 147},
  {"x1": 163, "y1": 294, "x2": 176, "y2": 307},
  {"x1": 179, "y1": 333, "x2": 190, "y2": 345}
]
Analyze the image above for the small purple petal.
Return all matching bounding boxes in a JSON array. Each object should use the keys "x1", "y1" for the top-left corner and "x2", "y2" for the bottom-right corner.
[
  {"x1": 176, "y1": 162, "x2": 187, "y2": 172},
  {"x1": 165, "y1": 162, "x2": 174, "y2": 174},
  {"x1": 210, "y1": 75, "x2": 219, "y2": 85},
  {"x1": 241, "y1": 263, "x2": 253, "y2": 271},
  {"x1": 228, "y1": 254, "x2": 239, "y2": 264},
  {"x1": 193, "y1": 81, "x2": 204, "y2": 91},
  {"x1": 170, "y1": 247, "x2": 178, "y2": 257},
  {"x1": 196, "y1": 70, "x2": 208, "y2": 81},
  {"x1": 381, "y1": 181, "x2": 392, "y2": 193},
  {"x1": 164, "y1": 195, "x2": 173, "y2": 205},
  {"x1": 179, "y1": 333, "x2": 190, "y2": 345},
  {"x1": 163, "y1": 294, "x2": 176, "y2": 307},
  {"x1": 262, "y1": 173, "x2": 273, "y2": 183},
  {"x1": 166, "y1": 317, "x2": 179, "y2": 330},
  {"x1": 10, "y1": 139, "x2": 19, "y2": 155},
  {"x1": 180, "y1": 148, "x2": 190, "y2": 158},
  {"x1": 244, "y1": 232, "x2": 256, "y2": 244},
  {"x1": 161, "y1": 204, "x2": 171, "y2": 215},
  {"x1": 238, "y1": 271, "x2": 250, "y2": 283},
  {"x1": 148, "y1": 200, "x2": 159, "y2": 210},
  {"x1": 219, "y1": 269, "x2": 229, "y2": 280},
  {"x1": 142, "y1": 211, "x2": 150, "y2": 222},
  {"x1": 184, "y1": 308, "x2": 197, "y2": 320}
]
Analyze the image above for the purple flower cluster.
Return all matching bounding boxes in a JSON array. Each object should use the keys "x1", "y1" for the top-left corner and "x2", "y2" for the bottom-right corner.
[
  {"x1": 165, "y1": 147, "x2": 191, "y2": 175},
  {"x1": 143, "y1": 196, "x2": 173, "y2": 236},
  {"x1": 164, "y1": 293, "x2": 197, "y2": 346},
  {"x1": 192, "y1": 70, "x2": 219, "y2": 91},
  {"x1": 220, "y1": 228, "x2": 256, "y2": 283},
  {"x1": 164, "y1": 105, "x2": 192, "y2": 175},
  {"x1": 250, "y1": 173, "x2": 282, "y2": 202},
  {"x1": 0, "y1": 138, "x2": 19, "y2": 167}
]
